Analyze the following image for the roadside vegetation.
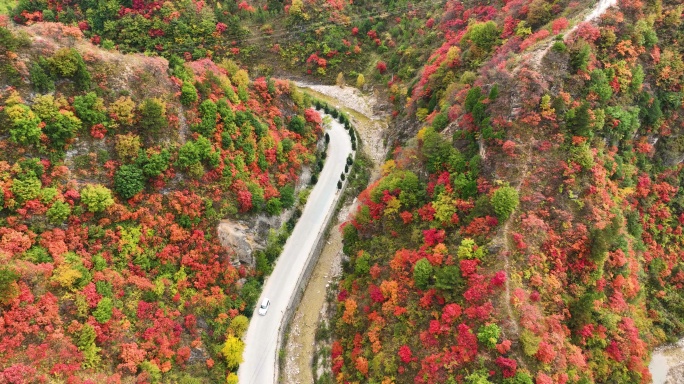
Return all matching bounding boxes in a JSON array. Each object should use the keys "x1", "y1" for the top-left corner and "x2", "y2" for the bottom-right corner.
[
  {"x1": 0, "y1": 19, "x2": 324, "y2": 382},
  {"x1": 1, "y1": 0, "x2": 684, "y2": 383},
  {"x1": 330, "y1": 0, "x2": 684, "y2": 382}
]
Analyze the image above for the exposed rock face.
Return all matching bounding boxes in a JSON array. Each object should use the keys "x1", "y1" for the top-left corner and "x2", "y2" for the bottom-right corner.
[
  {"x1": 216, "y1": 165, "x2": 312, "y2": 269},
  {"x1": 188, "y1": 347, "x2": 208, "y2": 364},
  {"x1": 656, "y1": 135, "x2": 684, "y2": 166},
  {"x1": 217, "y1": 220, "x2": 259, "y2": 267}
]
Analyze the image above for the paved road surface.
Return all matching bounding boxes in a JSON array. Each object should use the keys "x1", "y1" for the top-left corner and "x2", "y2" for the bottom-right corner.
[{"x1": 238, "y1": 115, "x2": 352, "y2": 384}]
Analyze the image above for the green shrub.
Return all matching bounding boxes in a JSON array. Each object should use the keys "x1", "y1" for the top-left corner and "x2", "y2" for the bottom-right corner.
[
  {"x1": 95, "y1": 281, "x2": 113, "y2": 297},
  {"x1": 504, "y1": 372, "x2": 534, "y2": 384},
  {"x1": 217, "y1": 98, "x2": 235, "y2": 123},
  {"x1": 237, "y1": 85, "x2": 249, "y2": 102},
  {"x1": 92, "y1": 254, "x2": 107, "y2": 271},
  {"x1": 589, "y1": 69, "x2": 613, "y2": 103},
  {"x1": 0, "y1": 26, "x2": 19, "y2": 54},
  {"x1": 255, "y1": 250, "x2": 272, "y2": 278},
  {"x1": 176, "y1": 141, "x2": 201, "y2": 169},
  {"x1": 435, "y1": 265, "x2": 462, "y2": 291},
  {"x1": 29, "y1": 58, "x2": 55, "y2": 92},
  {"x1": 288, "y1": 115, "x2": 306, "y2": 134},
  {"x1": 280, "y1": 184, "x2": 295, "y2": 208},
  {"x1": 137, "y1": 150, "x2": 170, "y2": 178},
  {"x1": 48, "y1": 48, "x2": 90, "y2": 89},
  {"x1": 566, "y1": 102, "x2": 592, "y2": 137},
  {"x1": 460, "y1": 71, "x2": 477, "y2": 84},
  {"x1": 17, "y1": 158, "x2": 44, "y2": 178},
  {"x1": 140, "y1": 361, "x2": 162, "y2": 383},
  {"x1": 47, "y1": 200, "x2": 72, "y2": 224},
  {"x1": 492, "y1": 185, "x2": 519, "y2": 220},
  {"x1": 265, "y1": 197, "x2": 282, "y2": 215},
  {"x1": 551, "y1": 41, "x2": 567, "y2": 53},
  {"x1": 180, "y1": 82, "x2": 198, "y2": 105},
  {"x1": 139, "y1": 98, "x2": 167, "y2": 135},
  {"x1": 5, "y1": 104, "x2": 42, "y2": 145},
  {"x1": 413, "y1": 258, "x2": 433, "y2": 289},
  {"x1": 457, "y1": 238, "x2": 484, "y2": 259},
  {"x1": 421, "y1": 127, "x2": 456, "y2": 173},
  {"x1": 476, "y1": 323, "x2": 501, "y2": 348},
  {"x1": 73, "y1": 92, "x2": 107, "y2": 127},
  {"x1": 638, "y1": 92, "x2": 663, "y2": 127},
  {"x1": 194, "y1": 99, "x2": 217, "y2": 136},
  {"x1": 44, "y1": 111, "x2": 81, "y2": 149},
  {"x1": 526, "y1": 0, "x2": 552, "y2": 28},
  {"x1": 114, "y1": 164, "x2": 145, "y2": 199},
  {"x1": 0, "y1": 266, "x2": 18, "y2": 304},
  {"x1": 93, "y1": 297, "x2": 114, "y2": 323},
  {"x1": 520, "y1": 329, "x2": 541, "y2": 356},
  {"x1": 23, "y1": 246, "x2": 52, "y2": 264},
  {"x1": 570, "y1": 144, "x2": 594, "y2": 170},
  {"x1": 570, "y1": 41, "x2": 591, "y2": 71},
  {"x1": 465, "y1": 370, "x2": 492, "y2": 384},
  {"x1": 355, "y1": 252, "x2": 370, "y2": 275},
  {"x1": 78, "y1": 323, "x2": 101, "y2": 368},
  {"x1": 49, "y1": 48, "x2": 80, "y2": 77},
  {"x1": 11, "y1": 176, "x2": 41, "y2": 203},
  {"x1": 432, "y1": 112, "x2": 449, "y2": 131},
  {"x1": 462, "y1": 21, "x2": 500, "y2": 52},
  {"x1": 80, "y1": 184, "x2": 114, "y2": 213}
]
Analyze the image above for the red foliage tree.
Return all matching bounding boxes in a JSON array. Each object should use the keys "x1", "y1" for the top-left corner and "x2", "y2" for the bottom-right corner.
[
  {"x1": 535, "y1": 340, "x2": 557, "y2": 364},
  {"x1": 376, "y1": 61, "x2": 387, "y2": 74},
  {"x1": 237, "y1": 189, "x2": 253, "y2": 212},
  {"x1": 495, "y1": 356, "x2": 517, "y2": 378},
  {"x1": 441, "y1": 303, "x2": 462, "y2": 324},
  {"x1": 398, "y1": 344, "x2": 413, "y2": 363},
  {"x1": 551, "y1": 17, "x2": 569, "y2": 34}
]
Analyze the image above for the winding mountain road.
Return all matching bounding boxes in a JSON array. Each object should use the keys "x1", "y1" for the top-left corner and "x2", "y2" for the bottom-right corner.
[
  {"x1": 238, "y1": 0, "x2": 619, "y2": 382},
  {"x1": 237, "y1": 115, "x2": 352, "y2": 384}
]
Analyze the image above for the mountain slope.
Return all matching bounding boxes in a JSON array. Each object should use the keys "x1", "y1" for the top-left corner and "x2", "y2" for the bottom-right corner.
[
  {"x1": 0, "y1": 19, "x2": 323, "y2": 382},
  {"x1": 330, "y1": 0, "x2": 684, "y2": 383}
]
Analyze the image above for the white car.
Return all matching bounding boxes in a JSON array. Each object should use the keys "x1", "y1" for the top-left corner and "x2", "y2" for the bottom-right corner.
[{"x1": 258, "y1": 298, "x2": 270, "y2": 316}]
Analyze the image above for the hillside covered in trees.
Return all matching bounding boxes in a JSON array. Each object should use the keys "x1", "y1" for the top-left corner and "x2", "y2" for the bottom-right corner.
[
  {"x1": 0, "y1": 14, "x2": 324, "y2": 383},
  {"x1": 1, "y1": 0, "x2": 684, "y2": 383},
  {"x1": 330, "y1": 0, "x2": 684, "y2": 383}
]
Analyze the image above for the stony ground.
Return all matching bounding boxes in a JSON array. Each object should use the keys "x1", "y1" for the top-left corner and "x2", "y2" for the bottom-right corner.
[{"x1": 651, "y1": 338, "x2": 684, "y2": 384}]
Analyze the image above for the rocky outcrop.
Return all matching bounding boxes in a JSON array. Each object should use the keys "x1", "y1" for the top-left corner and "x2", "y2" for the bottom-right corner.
[{"x1": 217, "y1": 221, "x2": 260, "y2": 267}]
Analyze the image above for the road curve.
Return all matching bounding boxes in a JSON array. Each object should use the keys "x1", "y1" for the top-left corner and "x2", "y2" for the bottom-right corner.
[{"x1": 238, "y1": 114, "x2": 352, "y2": 384}]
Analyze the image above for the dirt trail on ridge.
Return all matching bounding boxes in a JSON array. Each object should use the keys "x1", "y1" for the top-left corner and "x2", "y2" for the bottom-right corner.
[{"x1": 528, "y1": 0, "x2": 618, "y2": 71}]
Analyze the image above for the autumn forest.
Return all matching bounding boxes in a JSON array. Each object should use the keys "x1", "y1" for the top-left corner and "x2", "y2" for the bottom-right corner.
[{"x1": 0, "y1": 0, "x2": 683, "y2": 383}]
